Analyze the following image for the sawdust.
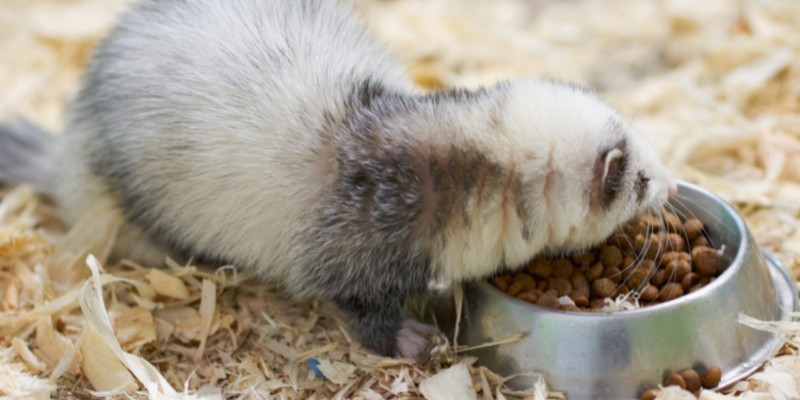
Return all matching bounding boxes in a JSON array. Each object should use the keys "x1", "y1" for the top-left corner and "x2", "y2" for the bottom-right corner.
[{"x1": 2, "y1": 0, "x2": 800, "y2": 399}]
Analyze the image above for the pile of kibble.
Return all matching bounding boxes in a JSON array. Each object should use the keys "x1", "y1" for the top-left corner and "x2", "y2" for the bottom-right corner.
[
  {"x1": 490, "y1": 209, "x2": 722, "y2": 311},
  {"x1": 640, "y1": 365, "x2": 723, "y2": 399}
]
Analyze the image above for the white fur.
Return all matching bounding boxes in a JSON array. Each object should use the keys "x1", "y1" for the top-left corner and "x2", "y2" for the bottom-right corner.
[
  {"x1": 55, "y1": 0, "x2": 413, "y2": 273},
  {"x1": 429, "y1": 81, "x2": 674, "y2": 281},
  {"x1": 52, "y1": 0, "x2": 674, "y2": 291}
]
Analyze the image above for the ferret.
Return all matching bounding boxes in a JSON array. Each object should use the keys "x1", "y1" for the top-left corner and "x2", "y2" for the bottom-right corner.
[{"x1": 0, "y1": 0, "x2": 676, "y2": 358}]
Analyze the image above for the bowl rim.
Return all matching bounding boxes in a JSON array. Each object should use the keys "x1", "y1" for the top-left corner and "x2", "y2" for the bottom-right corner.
[{"x1": 480, "y1": 180, "x2": 750, "y2": 319}]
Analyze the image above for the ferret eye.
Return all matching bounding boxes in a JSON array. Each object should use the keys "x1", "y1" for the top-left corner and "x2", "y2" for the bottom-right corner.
[{"x1": 635, "y1": 171, "x2": 649, "y2": 201}]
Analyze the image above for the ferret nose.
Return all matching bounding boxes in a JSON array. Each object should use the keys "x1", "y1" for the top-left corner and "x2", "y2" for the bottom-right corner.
[{"x1": 668, "y1": 182, "x2": 678, "y2": 198}]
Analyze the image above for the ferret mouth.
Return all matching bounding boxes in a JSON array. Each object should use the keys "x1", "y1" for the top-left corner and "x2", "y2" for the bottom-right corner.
[{"x1": 668, "y1": 182, "x2": 679, "y2": 198}]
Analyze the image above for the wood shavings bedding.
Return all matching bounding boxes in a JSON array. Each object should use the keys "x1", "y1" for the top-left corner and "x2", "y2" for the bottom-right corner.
[{"x1": 2, "y1": 0, "x2": 800, "y2": 398}]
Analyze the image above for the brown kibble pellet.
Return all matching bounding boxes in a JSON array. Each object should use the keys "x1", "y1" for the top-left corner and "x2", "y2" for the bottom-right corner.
[
  {"x1": 640, "y1": 285, "x2": 660, "y2": 302},
  {"x1": 535, "y1": 292, "x2": 561, "y2": 309},
  {"x1": 602, "y1": 266, "x2": 622, "y2": 283},
  {"x1": 660, "y1": 251, "x2": 690, "y2": 266},
  {"x1": 664, "y1": 258, "x2": 691, "y2": 281},
  {"x1": 537, "y1": 280, "x2": 548, "y2": 291},
  {"x1": 586, "y1": 262, "x2": 604, "y2": 281},
  {"x1": 507, "y1": 273, "x2": 536, "y2": 294},
  {"x1": 491, "y1": 275, "x2": 512, "y2": 292},
  {"x1": 622, "y1": 256, "x2": 636, "y2": 270},
  {"x1": 549, "y1": 278, "x2": 572, "y2": 297},
  {"x1": 693, "y1": 246, "x2": 720, "y2": 276},
  {"x1": 683, "y1": 218, "x2": 704, "y2": 240},
  {"x1": 640, "y1": 214, "x2": 662, "y2": 231},
  {"x1": 570, "y1": 274, "x2": 590, "y2": 297},
  {"x1": 592, "y1": 278, "x2": 616, "y2": 298},
  {"x1": 663, "y1": 212, "x2": 683, "y2": 232},
  {"x1": 644, "y1": 235, "x2": 661, "y2": 259},
  {"x1": 664, "y1": 372, "x2": 687, "y2": 389},
  {"x1": 637, "y1": 259, "x2": 656, "y2": 274},
  {"x1": 600, "y1": 246, "x2": 623, "y2": 268},
  {"x1": 692, "y1": 236, "x2": 710, "y2": 248},
  {"x1": 513, "y1": 272, "x2": 536, "y2": 286},
  {"x1": 506, "y1": 281, "x2": 528, "y2": 297},
  {"x1": 681, "y1": 272, "x2": 700, "y2": 292},
  {"x1": 702, "y1": 366, "x2": 722, "y2": 389},
  {"x1": 608, "y1": 232, "x2": 631, "y2": 248},
  {"x1": 659, "y1": 283, "x2": 684, "y2": 302},
  {"x1": 664, "y1": 233, "x2": 686, "y2": 252},
  {"x1": 552, "y1": 259, "x2": 575, "y2": 279},
  {"x1": 679, "y1": 369, "x2": 702, "y2": 392},
  {"x1": 516, "y1": 290, "x2": 539, "y2": 303},
  {"x1": 625, "y1": 267, "x2": 648, "y2": 289},
  {"x1": 571, "y1": 252, "x2": 596, "y2": 269},
  {"x1": 590, "y1": 298, "x2": 606, "y2": 309},
  {"x1": 651, "y1": 269, "x2": 668, "y2": 288},
  {"x1": 569, "y1": 293, "x2": 590, "y2": 308},
  {"x1": 640, "y1": 388, "x2": 659, "y2": 400},
  {"x1": 528, "y1": 258, "x2": 553, "y2": 278},
  {"x1": 560, "y1": 304, "x2": 581, "y2": 312},
  {"x1": 624, "y1": 220, "x2": 645, "y2": 236},
  {"x1": 635, "y1": 234, "x2": 662, "y2": 259},
  {"x1": 634, "y1": 233, "x2": 646, "y2": 251}
]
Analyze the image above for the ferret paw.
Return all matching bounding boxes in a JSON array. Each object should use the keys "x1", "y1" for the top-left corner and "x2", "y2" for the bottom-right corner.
[{"x1": 396, "y1": 319, "x2": 438, "y2": 359}]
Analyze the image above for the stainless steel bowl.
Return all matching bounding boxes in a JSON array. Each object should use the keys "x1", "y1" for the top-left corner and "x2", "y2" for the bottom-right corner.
[{"x1": 424, "y1": 181, "x2": 798, "y2": 399}]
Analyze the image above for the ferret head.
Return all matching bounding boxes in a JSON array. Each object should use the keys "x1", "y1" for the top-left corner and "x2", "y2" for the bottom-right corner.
[{"x1": 501, "y1": 80, "x2": 677, "y2": 255}]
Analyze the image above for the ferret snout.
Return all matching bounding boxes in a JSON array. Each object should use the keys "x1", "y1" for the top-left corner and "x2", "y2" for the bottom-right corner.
[{"x1": 668, "y1": 181, "x2": 679, "y2": 198}]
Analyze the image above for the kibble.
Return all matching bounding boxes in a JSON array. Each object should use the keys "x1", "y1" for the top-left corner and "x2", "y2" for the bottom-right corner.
[
  {"x1": 641, "y1": 365, "x2": 723, "y2": 400},
  {"x1": 681, "y1": 272, "x2": 700, "y2": 292},
  {"x1": 702, "y1": 365, "x2": 722, "y2": 389},
  {"x1": 586, "y1": 262, "x2": 604, "y2": 281},
  {"x1": 592, "y1": 278, "x2": 616, "y2": 298},
  {"x1": 516, "y1": 290, "x2": 539, "y2": 303},
  {"x1": 549, "y1": 278, "x2": 572, "y2": 297},
  {"x1": 571, "y1": 251, "x2": 596, "y2": 269},
  {"x1": 528, "y1": 258, "x2": 552, "y2": 278},
  {"x1": 683, "y1": 218, "x2": 704, "y2": 240},
  {"x1": 679, "y1": 369, "x2": 702, "y2": 392},
  {"x1": 664, "y1": 372, "x2": 687, "y2": 389},
  {"x1": 663, "y1": 212, "x2": 683, "y2": 232},
  {"x1": 535, "y1": 292, "x2": 561, "y2": 309},
  {"x1": 659, "y1": 283, "x2": 684, "y2": 302},
  {"x1": 692, "y1": 247, "x2": 720, "y2": 276},
  {"x1": 490, "y1": 207, "x2": 724, "y2": 312},
  {"x1": 491, "y1": 275, "x2": 512, "y2": 291},
  {"x1": 692, "y1": 236, "x2": 710, "y2": 248},
  {"x1": 664, "y1": 233, "x2": 686, "y2": 252},
  {"x1": 560, "y1": 304, "x2": 581, "y2": 312},
  {"x1": 602, "y1": 266, "x2": 623, "y2": 283},
  {"x1": 639, "y1": 388, "x2": 659, "y2": 400},
  {"x1": 600, "y1": 246, "x2": 623, "y2": 268},
  {"x1": 639, "y1": 285, "x2": 659, "y2": 302},
  {"x1": 552, "y1": 258, "x2": 575, "y2": 279}
]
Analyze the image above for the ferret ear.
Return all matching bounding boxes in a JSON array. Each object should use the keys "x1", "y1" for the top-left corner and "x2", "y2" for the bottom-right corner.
[{"x1": 592, "y1": 147, "x2": 627, "y2": 208}]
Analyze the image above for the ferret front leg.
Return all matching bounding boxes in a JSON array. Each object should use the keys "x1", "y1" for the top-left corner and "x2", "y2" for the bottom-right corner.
[{"x1": 331, "y1": 294, "x2": 405, "y2": 357}]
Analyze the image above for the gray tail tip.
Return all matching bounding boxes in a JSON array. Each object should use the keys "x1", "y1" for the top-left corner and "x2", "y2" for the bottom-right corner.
[{"x1": 0, "y1": 118, "x2": 56, "y2": 196}]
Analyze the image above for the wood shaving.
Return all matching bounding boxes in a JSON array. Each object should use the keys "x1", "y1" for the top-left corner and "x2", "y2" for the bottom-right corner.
[
  {"x1": 2, "y1": 0, "x2": 800, "y2": 398},
  {"x1": 418, "y1": 363, "x2": 477, "y2": 400}
]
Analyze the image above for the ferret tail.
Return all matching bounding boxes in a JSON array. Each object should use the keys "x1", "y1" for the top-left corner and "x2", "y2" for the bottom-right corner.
[{"x1": 0, "y1": 118, "x2": 56, "y2": 196}]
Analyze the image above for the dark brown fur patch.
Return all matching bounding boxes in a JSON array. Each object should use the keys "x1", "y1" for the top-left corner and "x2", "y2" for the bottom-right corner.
[{"x1": 306, "y1": 81, "x2": 531, "y2": 355}]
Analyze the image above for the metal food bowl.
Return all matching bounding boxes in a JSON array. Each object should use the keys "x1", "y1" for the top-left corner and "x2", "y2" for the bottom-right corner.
[{"x1": 424, "y1": 181, "x2": 798, "y2": 399}]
